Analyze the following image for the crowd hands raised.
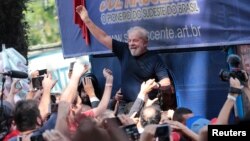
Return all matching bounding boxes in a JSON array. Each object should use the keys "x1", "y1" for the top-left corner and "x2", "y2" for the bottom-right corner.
[
  {"x1": 0, "y1": 4, "x2": 249, "y2": 141},
  {"x1": 0, "y1": 60, "x2": 248, "y2": 141}
]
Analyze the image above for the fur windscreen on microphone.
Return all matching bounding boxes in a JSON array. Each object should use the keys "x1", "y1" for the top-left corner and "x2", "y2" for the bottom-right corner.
[{"x1": 227, "y1": 54, "x2": 241, "y2": 68}]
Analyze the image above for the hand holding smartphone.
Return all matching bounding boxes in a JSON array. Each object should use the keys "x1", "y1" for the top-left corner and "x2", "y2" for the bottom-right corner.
[
  {"x1": 31, "y1": 69, "x2": 47, "y2": 90},
  {"x1": 154, "y1": 124, "x2": 170, "y2": 141},
  {"x1": 122, "y1": 124, "x2": 140, "y2": 141}
]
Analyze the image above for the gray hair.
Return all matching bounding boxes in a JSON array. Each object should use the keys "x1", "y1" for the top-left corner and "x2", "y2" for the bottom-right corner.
[{"x1": 127, "y1": 26, "x2": 149, "y2": 41}]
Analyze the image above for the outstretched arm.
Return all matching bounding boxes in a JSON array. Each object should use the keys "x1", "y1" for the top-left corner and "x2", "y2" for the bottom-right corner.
[
  {"x1": 216, "y1": 77, "x2": 241, "y2": 124},
  {"x1": 92, "y1": 68, "x2": 113, "y2": 117},
  {"x1": 128, "y1": 79, "x2": 157, "y2": 116},
  {"x1": 76, "y1": 5, "x2": 112, "y2": 49}
]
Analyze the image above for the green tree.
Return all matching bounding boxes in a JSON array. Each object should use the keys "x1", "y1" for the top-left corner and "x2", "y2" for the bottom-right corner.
[{"x1": 25, "y1": 0, "x2": 60, "y2": 46}]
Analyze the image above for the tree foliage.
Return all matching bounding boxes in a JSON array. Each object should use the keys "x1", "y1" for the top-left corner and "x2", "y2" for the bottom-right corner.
[{"x1": 25, "y1": 0, "x2": 60, "y2": 46}]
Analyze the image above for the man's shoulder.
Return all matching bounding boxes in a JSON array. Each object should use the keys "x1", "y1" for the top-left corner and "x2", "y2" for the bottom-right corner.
[{"x1": 143, "y1": 51, "x2": 162, "y2": 61}]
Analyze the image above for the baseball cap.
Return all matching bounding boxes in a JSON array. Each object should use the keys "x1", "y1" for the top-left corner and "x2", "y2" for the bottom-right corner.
[{"x1": 186, "y1": 115, "x2": 210, "y2": 134}]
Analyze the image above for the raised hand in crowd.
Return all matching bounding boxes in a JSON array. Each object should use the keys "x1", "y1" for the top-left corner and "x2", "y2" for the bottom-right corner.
[
  {"x1": 128, "y1": 79, "x2": 157, "y2": 117},
  {"x1": 76, "y1": 5, "x2": 89, "y2": 23},
  {"x1": 39, "y1": 73, "x2": 57, "y2": 120},
  {"x1": 91, "y1": 68, "x2": 113, "y2": 117},
  {"x1": 82, "y1": 77, "x2": 96, "y2": 98},
  {"x1": 113, "y1": 88, "x2": 123, "y2": 115},
  {"x1": 140, "y1": 79, "x2": 157, "y2": 96},
  {"x1": 6, "y1": 79, "x2": 22, "y2": 106},
  {"x1": 216, "y1": 77, "x2": 242, "y2": 125}
]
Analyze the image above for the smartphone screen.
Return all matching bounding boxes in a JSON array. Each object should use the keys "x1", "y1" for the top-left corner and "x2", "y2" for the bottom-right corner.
[
  {"x1": 39, "y1": 69, "x2": 47, "y2": 76},
  {"x1": 32, "y1": 76, "x2": 44, "y2": 90},
  {"x1": 122, "y1": 124, "x2": 140, "y2": 141},
  {"x1": 154, "y1": 124, "x2": 170, "y2": 141}
]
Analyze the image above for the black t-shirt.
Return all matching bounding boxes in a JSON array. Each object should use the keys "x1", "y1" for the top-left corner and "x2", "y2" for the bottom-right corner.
[{"x1": 112, "y1": 39, "x2": 169, "y2": 102}]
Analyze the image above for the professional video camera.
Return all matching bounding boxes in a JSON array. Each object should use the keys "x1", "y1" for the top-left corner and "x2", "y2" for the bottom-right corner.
[{"x1": 219, "y1": 54, "x2": 248, "y2": 82}]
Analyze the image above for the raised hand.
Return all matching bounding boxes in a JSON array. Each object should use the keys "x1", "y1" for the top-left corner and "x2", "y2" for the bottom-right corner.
[
  {"x1": 140, "y1": 78, "x2": 157, "y2": 95},
  {"x1": 229, "y1": 77, "x2": 241, "y2": 89},
  {"x1": 42, "y1": 73, "x2": 57, "y2": 91},
  {"x1": 9, "y1": 79, "x2": 22, "y2": 95},
  {"x1": 76, "y1": 5, "x2": 89, "y2": 22},
  {"x1": 71, "y1": 61, "x2": 89, "y2": 79},
  {"x1": 103, "y1": 68, "x2": 113, "y2": 78},
  {"x1": 83, "y1": 77, "x2": 95, "y2": 97}
]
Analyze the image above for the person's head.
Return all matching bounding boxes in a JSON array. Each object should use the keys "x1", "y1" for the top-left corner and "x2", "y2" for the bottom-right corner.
[
  {"x1": 140, "y1": 105, "x2": 161, "y2": 128},
  {"x1": 13, "y1": 100, "x2": 41, "y2": 132},
  {"x1": 0, "y1": 101, "x2": 14, "y2": 139},
  {"x1": 172, "y1": 107, "x2": 193, "y2": 124},
  {"x1": 127, "y1": 26, "x2": 149, "y2": 56}
]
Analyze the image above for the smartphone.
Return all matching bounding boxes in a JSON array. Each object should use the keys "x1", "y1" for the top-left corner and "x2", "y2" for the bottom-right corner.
[
  {"x1": 154, "y1": 124, "x2": 170, "y2": 140},
  {"x1": 38, "y1": 69, "x2": 47, "y2": 76},
  {"x1": 122, "y1": 124, "x2": 140, "y2": 141},
  {"x1": 69, "y1": 62, "x2": 75, "y2": 71},
  {"x1": 32, "y1": 76, "x2": 44, "y2": 90},
  {"x1": 15, "y1": 81, "x2": 22, "y2": 89}
]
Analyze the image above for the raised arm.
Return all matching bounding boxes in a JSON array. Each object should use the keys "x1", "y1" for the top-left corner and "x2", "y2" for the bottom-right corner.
[
  {"x1": 92, "y1": 68, "x2": 113, "y2": 117},
  {"x1": 216, "y1": 77, "x2": 241, "y2": 124},
  {"x1": 83, "y1": 77, "x2": 100, "y2": 108},
  {"x1": 39, "y1": 73, "x2": 57, "y2": 120},
  {"x1": 128, "y1": 79, "x2": 157, "y2": 116},
  {"x1": 60, "y1": 62, "x2": 89, "y2": 103},
  {"x1": 76, "y1": 5, "x2": 112, "y2": 49}
]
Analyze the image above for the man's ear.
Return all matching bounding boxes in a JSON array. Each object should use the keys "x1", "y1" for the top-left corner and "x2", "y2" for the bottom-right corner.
[{"x1": 37, "y1": 116, "x2": 43, "y2": 126}]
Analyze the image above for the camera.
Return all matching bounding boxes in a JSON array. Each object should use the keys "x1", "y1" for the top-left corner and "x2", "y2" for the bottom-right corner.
[
  {"x1": 219, "y1": 54, "x2": 248, "y2": 83},
  {"x1": 219, "y1": 69, "x2": 248, "y2": 82}
]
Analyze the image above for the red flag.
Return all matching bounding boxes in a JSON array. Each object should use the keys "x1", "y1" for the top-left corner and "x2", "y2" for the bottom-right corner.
[{"x1": 74, "y1": 0, "x2": 90, "y2": 45}]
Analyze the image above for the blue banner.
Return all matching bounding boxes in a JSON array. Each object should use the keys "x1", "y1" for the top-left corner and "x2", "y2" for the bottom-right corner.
[{"x1": 56, "y1": 0, "x2": 250, "y2": 58}]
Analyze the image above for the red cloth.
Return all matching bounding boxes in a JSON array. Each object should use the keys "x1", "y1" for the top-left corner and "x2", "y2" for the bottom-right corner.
[
  {"x1": 3, "y1": 130, "x2": 20, "y2": 141},
  {"x1": 73, "y1": 0, "x2": 90, "y2": 45},
  {"x1": 171, "y1": 131, "x2": 181, "y2": 141}
]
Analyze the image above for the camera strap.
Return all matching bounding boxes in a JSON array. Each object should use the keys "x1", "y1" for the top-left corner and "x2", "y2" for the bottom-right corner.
[{"x1": 229, "y1": 87, "x2": 242, "y2": 94}]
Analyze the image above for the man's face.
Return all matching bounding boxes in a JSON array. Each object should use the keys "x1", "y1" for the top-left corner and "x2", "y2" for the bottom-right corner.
[{"x1": 128, "y1": 31, "x2": 148, "y2": 56}]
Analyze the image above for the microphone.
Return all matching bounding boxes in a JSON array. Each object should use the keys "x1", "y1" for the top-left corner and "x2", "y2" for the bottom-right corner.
[{"x1": 1, "y1": 70, "x2": 28, "y2": 78}]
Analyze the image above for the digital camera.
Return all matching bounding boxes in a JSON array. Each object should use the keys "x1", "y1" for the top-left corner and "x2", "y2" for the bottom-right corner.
[{"x1": 219, "y1": 69, "x2": 248, "y2": 82}]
